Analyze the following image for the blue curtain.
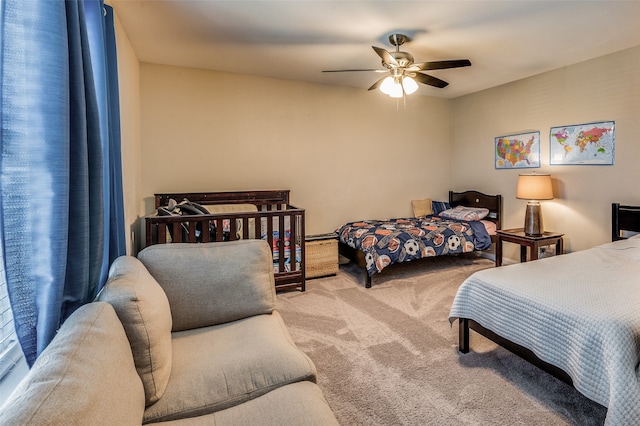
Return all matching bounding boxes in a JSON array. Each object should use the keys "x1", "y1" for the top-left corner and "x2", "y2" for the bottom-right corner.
[
  {"x1": 0, "y1": 0, "x2": 126, "y2": 366},
  {"x1": 84, "y1": 2, "x2": 127, "y2": 284}
]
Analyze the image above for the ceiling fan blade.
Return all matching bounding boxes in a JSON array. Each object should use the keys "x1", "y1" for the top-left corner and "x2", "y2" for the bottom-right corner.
[
  {"x1": 372, "y1": 46, "x2": 398, "y2": 67},
  {"x1": 411, "y1": 59, "x2": 471, "y2": 71},
  {"x1": 413, "y1": 72, "x2": 449, "y2": 88},
  {"x1": 322, "y1": 69, "x2": 387, "y2": 73},
  {"x1": 368, "y1": 76, "x2": 387, "y2": 91}
]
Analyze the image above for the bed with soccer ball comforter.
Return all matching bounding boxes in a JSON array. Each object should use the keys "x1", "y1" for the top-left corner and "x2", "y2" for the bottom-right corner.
[
  {"x1": 337, "y1": 215, "x2": 492, "y2": 277},
  {"x1": 336, "y1": 190, "x2": 502, "y2": 288}
]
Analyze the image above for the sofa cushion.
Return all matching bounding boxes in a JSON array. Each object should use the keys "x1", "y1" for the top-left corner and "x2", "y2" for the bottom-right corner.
[
  {"x1": 137, "y1": 240, "x2": 275, "y2": 331},
  {"x1": 157, "y1": 382, "x2": 339, "y2": 426},
  {"x1": 99, "y1": 256, "x2": 173, "y2": 406},
  {"x1": 0, "y1": 302, "x2": 145, "y2": 425},
  {"x1": 143, "y1": 311, "x2": 317, "y2": 423}
]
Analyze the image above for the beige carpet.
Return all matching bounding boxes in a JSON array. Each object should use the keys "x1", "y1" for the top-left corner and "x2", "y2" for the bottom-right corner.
[{"x1": 277, "y1": 254, "x2": 607, "y2": 425}]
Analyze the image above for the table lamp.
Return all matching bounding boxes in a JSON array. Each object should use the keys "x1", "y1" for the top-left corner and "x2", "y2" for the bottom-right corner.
[{"x1": 516, "y1": 173, "x2": 553, "y2": 236}]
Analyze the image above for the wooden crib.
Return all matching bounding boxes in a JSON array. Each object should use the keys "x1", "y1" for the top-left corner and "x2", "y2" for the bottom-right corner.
[{"x1": 145, "y1": 190, "x2": 306, "y2": 291}]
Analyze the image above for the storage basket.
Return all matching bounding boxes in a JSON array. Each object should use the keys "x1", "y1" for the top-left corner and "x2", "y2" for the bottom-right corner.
[{"x1": 305, "y1": 236, "x2": 338, "y2": 279}]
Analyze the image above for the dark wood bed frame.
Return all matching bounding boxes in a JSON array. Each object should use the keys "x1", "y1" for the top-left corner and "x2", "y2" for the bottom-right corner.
[
  {"x1": 458, "y1": 202, "x2": 640, "y2": 387},
  {"x1": 145, "y1": 190, "x2": 306, "y2": 292},
  {"x1": 339, "y1": 190, "x2": 503, "y2": 288},
  {"x1": 612, "y1": 203, "x2": 640, "y2": 241}
]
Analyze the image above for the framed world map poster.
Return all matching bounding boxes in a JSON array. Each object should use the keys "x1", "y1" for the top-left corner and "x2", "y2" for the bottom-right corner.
[
  {"x1": 495, "y1": 131, "x2": 540, "y2": 169},
  {"x1": 550, "y1": 121, "x2": 615, "y2": 165}
]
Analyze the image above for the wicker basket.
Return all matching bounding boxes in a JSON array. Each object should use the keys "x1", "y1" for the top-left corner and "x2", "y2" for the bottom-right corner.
[{"x1": 305, "y1": 237, "x2": 338, "y2": 279}]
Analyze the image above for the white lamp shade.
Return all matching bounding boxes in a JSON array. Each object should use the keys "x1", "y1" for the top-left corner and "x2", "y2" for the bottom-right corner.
[
  {"x1": 380, "y1": 77, "x2": 395, "y2": 95},
  {"x1": 380, "y1": 76, "x2": 403, "y2": 98},
  {"x1": 389, "y1": 83, "x2": 403, "y2": 98},
  {"x1": 402, "y1": 76, "x2": 418, "y2": 94},
  {"x1": 516, "y1": 174, "x2": 553, "y2": 200},
  {"x1": 389, "y1": 81, "x2": 403, "y2": 98}
]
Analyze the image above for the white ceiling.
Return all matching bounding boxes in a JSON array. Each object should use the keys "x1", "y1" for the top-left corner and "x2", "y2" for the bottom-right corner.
[{"x1": 109, "y1": 0, "x2": 640, "y2": 98}]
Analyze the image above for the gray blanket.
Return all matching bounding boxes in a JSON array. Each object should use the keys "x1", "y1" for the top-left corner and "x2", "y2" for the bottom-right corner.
[{"x1": 449, "y1": 238, "x2": 640, "y2": 426}]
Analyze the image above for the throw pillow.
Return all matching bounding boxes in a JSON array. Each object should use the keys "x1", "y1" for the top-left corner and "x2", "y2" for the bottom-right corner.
[
  {"x1": 411, "y1": 198, "x2": 433, "y2": 217},
  {"x1": 431, "y1": 200, "x2": 451, "y2": 215},
  {"x1": 98, "y1": 256, "x2": 173, "y2": 406}
]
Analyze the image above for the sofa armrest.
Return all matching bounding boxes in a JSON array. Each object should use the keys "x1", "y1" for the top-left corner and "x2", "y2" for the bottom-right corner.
[
  {"x1": 137, "y1": 240, "x2": 275, "y2": 331},
  {"x1": 0, "y1": 303, "x2": 145, "y2": 424}
]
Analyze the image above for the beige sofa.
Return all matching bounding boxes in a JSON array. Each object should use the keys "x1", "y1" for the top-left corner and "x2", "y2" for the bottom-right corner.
[{"x1": 0, "y1": 240, "x2": 338, "y2": 425}]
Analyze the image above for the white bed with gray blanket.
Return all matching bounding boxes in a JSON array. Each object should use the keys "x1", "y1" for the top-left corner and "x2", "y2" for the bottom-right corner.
[{"x1": 449, "y1": 203, "x2": 640, "y2": 426}]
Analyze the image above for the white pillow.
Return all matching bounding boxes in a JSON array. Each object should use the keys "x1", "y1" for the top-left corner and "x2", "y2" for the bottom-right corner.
[{"x1": 439, "y1": 205, "x2": 490, "y2": 221}]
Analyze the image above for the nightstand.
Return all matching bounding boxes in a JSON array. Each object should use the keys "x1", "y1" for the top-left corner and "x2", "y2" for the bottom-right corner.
[{"x1": 495, "y1": 228, "x2": 564, "y2": 267}]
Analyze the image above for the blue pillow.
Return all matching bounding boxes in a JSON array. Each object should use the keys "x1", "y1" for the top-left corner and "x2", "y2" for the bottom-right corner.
[{"x1": 431, "y1": 201, "x2": 451, "y2": 215}]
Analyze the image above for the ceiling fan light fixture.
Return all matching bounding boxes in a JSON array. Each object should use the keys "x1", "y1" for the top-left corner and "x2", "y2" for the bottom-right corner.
[
  {"x1": 387, "y1": 79, "x2": 403, "y2": 98},
  {"x1": 322, "y1": 33, "x2": 471, "y2": 98},
  {"x1": 380, "y1": 76, "x2": 403, "y2": 97},
  {"x1": 402, "y1": 76, "x2": 418, "y2": 95},
  {"x1": 379, "y1": 76, "x2": 396, "y2": 95}
]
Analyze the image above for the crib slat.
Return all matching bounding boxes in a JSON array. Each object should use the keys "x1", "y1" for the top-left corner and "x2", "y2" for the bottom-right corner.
[
  {"x1": 201, "y1": 219, "x2": 211, "y2": 243},
  {"x1": 187, "y1": 222, "x2": 197, "y2": 242},
  {"x1": 215, "y1": 221, "x2": 224, "y2": 241},
  {"x1": 229, "y1": 217, "x2": 238, "y2": 241},
  {"x1": 266, "y1": 214, "x2": 274, "y2": 266},
  {"x1": 241, "y1": 217, "x2": 249, "y2": 240},
  {"x1": 288, "y1": 213, "x2": 296, "y2": 272},
  {"x1": 158, "y1": 225, "x2": 167, "y2": 244},
  {"x1": 172, "y1": 223, "x2": 182, "y2": 243},
  {"x1": 278, "y1": 214, "x2": 285, "y2": 273}
]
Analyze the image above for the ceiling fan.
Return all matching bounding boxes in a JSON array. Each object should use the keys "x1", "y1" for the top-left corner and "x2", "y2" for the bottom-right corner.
[{"x1": 322, "y1": 33, "x2": 471, "y2": 97}]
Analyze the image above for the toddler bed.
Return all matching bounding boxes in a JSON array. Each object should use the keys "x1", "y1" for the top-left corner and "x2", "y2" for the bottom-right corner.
[
  {"x1": 337, "y1": 190, "x2": 502, "y2": 288},
  {"x1": 449, "y1": 203, "x2": 640, "y2": 425},
  {"x1": 145, "y1": 190, "x2": 305, "y2": 291}
]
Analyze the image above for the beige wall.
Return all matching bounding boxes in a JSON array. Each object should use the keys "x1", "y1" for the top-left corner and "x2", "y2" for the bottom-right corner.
[
  {"x1": 112, "y1": 10, "x2": 142, "y2": 254},
  {"x1": 113, "y1": 10, "x2": 639, "y2": 257},
  {"x1": 451, "y1": 46, "x2": 640, "y2": 258},
  {"x1": 140, "y1": 64, "x2": 453, "y2": 236}
]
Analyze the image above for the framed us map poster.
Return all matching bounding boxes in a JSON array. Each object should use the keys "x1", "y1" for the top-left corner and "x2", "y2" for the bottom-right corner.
[
  {"x1": 495, "y1": 131, "x2": 540, "y2": 169},
  {"x1": 550, "y1": 121, "x2": 615, "y2": 165}
]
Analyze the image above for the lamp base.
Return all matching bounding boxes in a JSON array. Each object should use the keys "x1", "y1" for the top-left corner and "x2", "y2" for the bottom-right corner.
[{"x1": 524, "y1": 201, "x2": 544, "y2": 236}]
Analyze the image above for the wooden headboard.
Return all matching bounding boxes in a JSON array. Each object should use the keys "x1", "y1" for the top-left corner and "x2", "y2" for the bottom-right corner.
[
  {"x1": 612, "y1": 203, "x2": 640, "y2": 241},
  {"x1": 449, "y1": 190, "x2": 503, "y2": 230}
]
